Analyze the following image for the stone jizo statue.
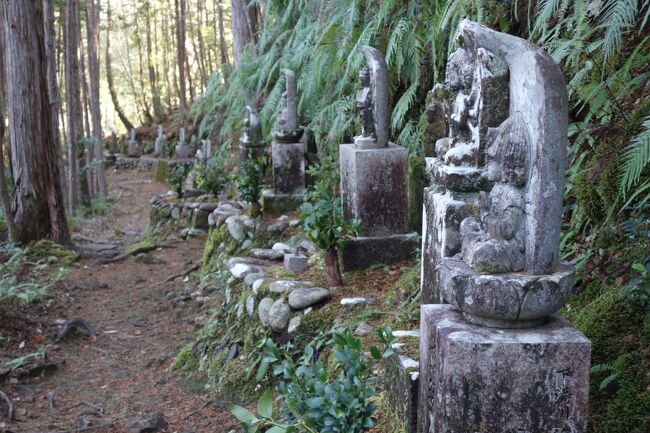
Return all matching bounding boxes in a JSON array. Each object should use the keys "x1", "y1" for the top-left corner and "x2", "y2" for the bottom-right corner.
[
  {"x1": 354, "y1": 46, "x2": 389, "y2": 149},
  {"x1": 242, "y1": 105, "x2": 262, "y2": 148},
  {"x1": 274, "y1": 69, "x2": 303, "y2": 142}
]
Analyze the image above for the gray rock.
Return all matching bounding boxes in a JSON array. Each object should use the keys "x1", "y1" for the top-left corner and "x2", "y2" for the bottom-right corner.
[
  {"x1": 250, "y1": 248, "x2": 284, "y2": 261},
  {"x1": 171, "y1": 207, "x2": 181, "y2": 219},
  {"x1": 258, "y1": 298, "x2": 274, "y2": 326},
  {"x1": 284, "y1": 253, "x2": 308, "y2": 273},
  {"x1": 289, "y1": 219, "x2": 301, "y2": 227},
  {"x1": 127, "y1": 412, "x2": 168, "y2": 433},
  {"x1": 252, "y1": 279, "x2": 265, "y2": 294},
  {"x1": 268, "y1": 299, "x2": 291, "y2": 332},
  {"x1": 340, "y1": 297, "x2": 368, "y2": 307},
  {"x1": 298, "y1": 240, "x2": 317, "y2": 255},
  {"x1": 354, "y1": 321, "x2": 374, "y2": 336},
  {"x1": 226, "y1": 216, "x2": 246, "y2": 242},
  {"x1": 244, "y1": 272, "x2": 266, "y2": 287},
  {"x1": 272, "y1": 242, "x2": 292, "y2": 253},
  {"x1": 288, "y1": 287, "x2": 331, "y2": 309},
  {"x1": 229, "y1": 263, "x2": 251, "y2": 279},
  {"x1": 267, "y1": 220, "x2": 289, "y2": 235},
  {"x1": 246, "y1": 296, "x2": 255, "y2": 318},
  {"x1": 288, "y1": 316, "x2": 301, "y2": 334},
  {"x1": 241, "y1": 239, "x2": 253, "y2": 250},
  {"x1": 268, "y1": 280, "x2": 313, "y2": 294}
]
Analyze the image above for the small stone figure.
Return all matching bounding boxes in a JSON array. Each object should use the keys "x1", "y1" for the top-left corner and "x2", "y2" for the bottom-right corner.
[
  {"x1": 127, "y1": 129, "x2": 139, "y2": 157},
  {"x1": 274, "y1": 69, "x2": 303, "y2": 142},
  {"x1": 175, "y1": 127, "x2": 189, "y2": 159},
  {"x1": 356, "y1": 65, "x2": 375, "y2": 140},
  {"x1": 154, "y1": 125, "x2": 167, "y2": 157},
  {"x1": 354, "y1": 46, "x2": 389, "y2": 149},
  {"x1": 459, "y1": 114, "x2": 528, "y2": 273},
  {"x1": 242, "y1": 106, "x2": 262, "y2": 147}
]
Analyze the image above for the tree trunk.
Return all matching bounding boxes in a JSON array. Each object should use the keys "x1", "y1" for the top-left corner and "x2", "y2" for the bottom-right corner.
[
  {"x1": 324, "y1": 249, "x2": 343, "y2": 287},
  {"x1": 65, "y1": 0, "x2": 81, "y2": 212},
  {"x1": 86, "y1": 0, "x2": 106, "y2": 197},
  {"x1": 75, "y1": 3, "x2": 95, "y2": 199},
  {"x1": 132, "y1": 0, "x2": 152, "y2": 122},
  {"x1": 145, "y1": 1, "x2": 163, "y2": 118},
  {"x1": 0, "y1": 26, "x2": 18, "y2": 242},
  {"x1": 231, "y1": 0, "x2": 258, "y2": 64},
  {"x1": 1, "y1": 0, "x2": 72, "y2": 246},
  {"x1": 175, "y1": 0, "x2": 187, "y2": 111},
  {"x1": 43, "y1": 0, "x2": 68, "y2": 209},
  {"x1": 105, "y1": 2, "x2": 134, "y2": 133}
]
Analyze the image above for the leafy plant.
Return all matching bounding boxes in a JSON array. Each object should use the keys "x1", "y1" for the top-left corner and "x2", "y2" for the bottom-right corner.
[
  {"x1": 232, "y1": 328, "x2": 396, "y2": 433},
  {"x1": 194, "y1": 157, "x2": 228, "y2": 196},
  {"x1": 167, "y1": 165, "x2": 188, "y2": 197},
  {"x1": 621, "y1": 260, "x2": 650, "y2": 310},
  {"x1": 238, "y1": 157, "x2": 266, "y2": 214}
]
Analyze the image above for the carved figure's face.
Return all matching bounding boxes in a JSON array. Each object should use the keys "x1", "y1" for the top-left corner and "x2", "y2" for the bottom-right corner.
[{"x1": 359, "y1": 66, "x2": 370, "y2": 87}]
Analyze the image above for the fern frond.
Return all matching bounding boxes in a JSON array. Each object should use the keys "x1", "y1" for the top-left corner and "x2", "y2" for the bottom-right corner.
[{"x1": 619, "y1": 116, "x2": 650, "y2": 198}]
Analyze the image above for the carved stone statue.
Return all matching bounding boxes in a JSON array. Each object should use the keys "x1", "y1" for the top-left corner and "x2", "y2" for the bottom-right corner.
[
  {"x1": 154, "y1": 125, "x2": 166, "y2": 157},
  {"x1": 274, "y1": 69, "x2": 303, "y2": 142},
  {"x1": 127, "y1": 129, "x2": 139, "y2": 157},
  {"x1": 354, "y1": 46, "x2": 389, "y2": 149},
  {"x1": 241, "y1": 106, "x2": 262, "y2": 147},
  {"x1": 175, "y1": 127, "x2": 189, "y2": 159}
]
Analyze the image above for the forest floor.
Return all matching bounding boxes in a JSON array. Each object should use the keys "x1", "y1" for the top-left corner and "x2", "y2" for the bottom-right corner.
[{"x1": 0, "y1": 170, "x2": 238, "y2": 433}]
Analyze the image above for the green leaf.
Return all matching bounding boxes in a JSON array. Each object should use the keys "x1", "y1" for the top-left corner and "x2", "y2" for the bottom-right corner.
[
  {"x1": 231, "y1": 404, "x2": 258, "y2": 424},
  {"x1": 266, "y1": 426, "x2": 287, "y2": 433},
  {"x1": 632, "y1": 263, "x2": 647, "y2": 273},
  {"x1": 257, "y1": 389, "x2": 273, "y2": 419},
  {"x1": 370, "y1": 346, "x2": 381, "y2": 360}
]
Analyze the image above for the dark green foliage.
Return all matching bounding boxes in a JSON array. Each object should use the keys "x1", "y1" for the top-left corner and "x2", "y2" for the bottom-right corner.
[
  {"x1": 233, "y1": 328, "x2": 396, "y2": 433},
  {"x1": 194, "y1": 158, "x2": 228, "y2": 196},
  {"x1": 167, "y1": 165, "x2": 188, "y2": 197},
  {"x1": 238, "y1": 157, "x2": 265, "y2": 204},
  {"x1": 299, "y1": 156, "x2": 360, "y2": 251}
]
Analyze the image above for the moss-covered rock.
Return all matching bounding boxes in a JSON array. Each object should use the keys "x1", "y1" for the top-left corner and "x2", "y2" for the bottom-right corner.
[{"x1": 29, "y1": 239, "x2": 80, "y2": 266}]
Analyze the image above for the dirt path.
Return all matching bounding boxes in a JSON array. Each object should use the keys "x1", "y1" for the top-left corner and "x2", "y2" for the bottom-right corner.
[{"x1": 2, "y1": 171, "x2": 238, "y2": 433}]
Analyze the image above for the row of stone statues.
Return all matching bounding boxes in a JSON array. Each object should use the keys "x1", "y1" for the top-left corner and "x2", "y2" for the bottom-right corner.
[
  {"x1": 240, "y1": 19, "x2": 590, "y2": 433},
  {"x1": 125, "y1": 125, "x2": 212, "y2": 163}
]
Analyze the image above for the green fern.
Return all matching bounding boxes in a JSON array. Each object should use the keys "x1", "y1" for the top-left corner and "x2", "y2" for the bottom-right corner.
[{"x1": 619, "y1": 116, "x2": 650, "y2": 200}]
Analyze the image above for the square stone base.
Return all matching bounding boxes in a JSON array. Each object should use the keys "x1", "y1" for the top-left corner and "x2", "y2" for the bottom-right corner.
[
  {"x1": 341, "y1": 233, "x2": 419, "y2": 272},
  {"x1": 419, "y1": 305, "x2": 591, "y2": 433},
  {"x1": 262, "y1": 189, "x2": 304, "y2": 214},
  {"x1": 272, "y1": 141, "x2": 305, "y2": 195},
  {"x1": 340, "y1": 143, "x2": 408, "y2": 236}
]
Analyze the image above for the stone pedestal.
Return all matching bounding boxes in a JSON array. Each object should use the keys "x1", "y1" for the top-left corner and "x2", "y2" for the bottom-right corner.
[
  {"x1": 340, "y1": 142, "x2": 414, "y2": 270},
  {"x1": 263, "y1": 141, "x2": 305, "y2": 212},
  {"x1": 419, "y1": 304, "x2": 591, "y2": 433}
]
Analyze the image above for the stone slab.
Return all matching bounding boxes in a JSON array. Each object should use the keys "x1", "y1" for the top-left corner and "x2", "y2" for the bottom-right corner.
[
  {"x1": 420, "y1": 186, "x2": 472, "y2": 304},
  {"x1": 419, "y1": 304, "x2": 590, "y2": 433},
  {"x1": 272, "y1": 141, "x2": 305, "y2": 195},
  {"x1": 340, "y1": 143, "x2": 408, "y2": 237},
  {"x1": 340, "y1": 233, "x2": 419, "y2": 272},
  {"x1": 262, "y1": 189, "x2": 304, "y2": 214}
]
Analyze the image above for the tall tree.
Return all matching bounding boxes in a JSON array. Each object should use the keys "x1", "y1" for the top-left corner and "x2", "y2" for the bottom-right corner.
[
  {"x1": 105, "y1": 2, "x2": 134, "y2": 133},
  {"x1": 43, "y1": 0, "x2": 67, "y2": 208},
  {"x1": 1, "y1": 0, "x2": 72, "y2": 246},
  {"x1": 175, "y1": 0, "x2": 187, "y2": 110},
  {"x1": 86, "y1": 0, "x2": 106, "y2": 196},
  {"x1": 145, "y1": 1, "x2": 163, "y2": 118},
  {"x1": 231, "y1": 0, "x2": 258, "y2": 64},
  {"x1": 65, "y1": 0, "x2": 82, "y2": 212}
]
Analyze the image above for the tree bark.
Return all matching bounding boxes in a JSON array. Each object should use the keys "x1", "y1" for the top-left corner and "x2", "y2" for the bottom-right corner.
[
  {"x1": 65, "y1": 0, "x2": 82, "y2": 212},
  {"x1": 132, "y1": 0, "x2": 152, "y2": 122},
  {"x1": 324, "y1": 249, "x2": 343, "y2": 287},
  {"x1": 1, "y1": 0, "x2": 72, "y2": 246},
  {"x1": 231, "y1": 0, "x2": 258, "y2": 64},
  {"x1": 43, "y1": 0, "x2": 68, "y2": 209},
  {"x1": 105, "y1": 2, "x2": 134, "y2": 133},
  {"x1": 0, "y1": 22, "x2": 18, "y2": 242},
  {"x1": 175, "y1": 0, "x2": 187, "y2": 110},
  {"x1": 86, "y1": 0, "x2": 106, "y2": 197},
  {"x1": 74, "y1": 0, "x2": 92, "y2": 204},
  {"x1": 145, "y1": 0, "x2": 163, "y2": 118}
]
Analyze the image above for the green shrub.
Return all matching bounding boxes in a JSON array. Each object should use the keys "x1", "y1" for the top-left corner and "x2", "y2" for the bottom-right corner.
[
  {"x1": 233, "y1": 328, "x2": 395, "y2": 433},
  {"x1": 194, "y1": 158, "x2": 228, "y2": 196},
  {"x1": 167, "y1": 165, "x2": 188, "y2": 197},
  {"x1": 238, "y1": 157, "x2": 266, "y2": 210}
]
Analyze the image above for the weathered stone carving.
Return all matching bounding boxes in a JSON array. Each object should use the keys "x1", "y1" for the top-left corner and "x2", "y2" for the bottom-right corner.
[
  {"x1": 354, "y1": 46, "x2": 389, "y2": 149},
  {"x1": 127, "y1": 129, "x2": 139, "y2": 157},
  {"x1": 274, "y1": 69, "x2": 303, "y2": 143},
  {"x1": 239, "y1": 105, "x2": 265, "y2": 170},
  {"x1": 175, "y1": 127, "x2": 189, "y2": 159},
  {"x1": 196, "y1": 139, "x2": 212, "y2": 165},
  {"x1": 154, "y1": 125, "x2": 166, "y2": 157}
]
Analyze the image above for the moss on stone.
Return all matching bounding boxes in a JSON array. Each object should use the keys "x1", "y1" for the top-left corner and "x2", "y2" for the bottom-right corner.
[
  {"x1": 29, "y1": 239, "x2": 80, "y2": 266},
  {"x1": 172, "y1": 343, "x2": 200, "y2": 372}
]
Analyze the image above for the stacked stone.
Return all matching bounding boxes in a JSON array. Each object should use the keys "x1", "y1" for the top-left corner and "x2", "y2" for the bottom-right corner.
[
  {"x1": 262, "y1": 69, "x2": 306, "y2": 213},
  {"x1": 418, "y1": 20, "x2": 591, "y2": 433},
  {"x1": 175, "y1": 127, "x2": 189, "y2": 159},
  {"x1": 127, "y1": 129, "x2": 139, "y2": 157},
  {"x1": 339, "y1": 46, "x2": 418, "y2": 271},
  {"x1": 154, "y1": 125, "x2": 167, "y2": 157}
]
